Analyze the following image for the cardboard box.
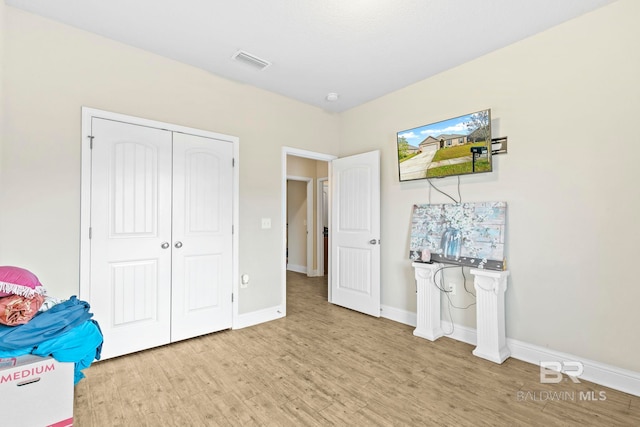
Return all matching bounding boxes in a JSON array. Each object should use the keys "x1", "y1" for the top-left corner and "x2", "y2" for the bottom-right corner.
[
  {"x1": 0, "y1": 354, "x2": 74, "y2": 427},
  {"x1": 0, "y1": 356, "x2": 17, "y2": 368}
]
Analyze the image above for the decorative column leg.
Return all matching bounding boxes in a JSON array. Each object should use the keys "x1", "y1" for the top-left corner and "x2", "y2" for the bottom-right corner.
[
  {"x1": 412, "y1": 262, "x2": 444, "y2": 341},
  {"x1": 470, "y1": 269, "x2": 511, "y2": 363}
]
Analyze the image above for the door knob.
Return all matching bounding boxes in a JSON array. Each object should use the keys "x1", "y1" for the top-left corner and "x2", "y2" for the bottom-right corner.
[
  {"x1": 369, "y1": 239, "x2": 379, "y2": 245},
  {"x1": 161, "y1": 242, "x2": 170, "y2": 249},
  {"x1": 174, "y1": 241, "x2": 183, "y2": 249}
]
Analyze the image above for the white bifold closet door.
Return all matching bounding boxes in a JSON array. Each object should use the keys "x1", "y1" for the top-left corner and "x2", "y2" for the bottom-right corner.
[
  {"x1": 89, "y1": 118, "x2": 232, "y2": 359},
  {"x1": 171, "y1": 132, "x2": 233, "y2": 342}
]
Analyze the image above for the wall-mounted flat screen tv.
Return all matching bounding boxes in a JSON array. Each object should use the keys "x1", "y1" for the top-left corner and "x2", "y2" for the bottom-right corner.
[{"x1": 397, "y1": 109, "x2": 492, "y2": 182}]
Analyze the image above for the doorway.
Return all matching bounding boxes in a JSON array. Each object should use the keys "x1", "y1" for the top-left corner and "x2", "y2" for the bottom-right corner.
[
  {"x1": 286, "y1": 176, "x2": 313, "y2": 274},
  {"x1": 281, "y1": 147, "x2": 336, "y2": 312}
]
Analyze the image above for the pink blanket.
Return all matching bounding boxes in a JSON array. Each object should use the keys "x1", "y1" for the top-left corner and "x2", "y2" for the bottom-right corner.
[{"x1": 0, "y1": 294, "x2": 45, "y2": 326}]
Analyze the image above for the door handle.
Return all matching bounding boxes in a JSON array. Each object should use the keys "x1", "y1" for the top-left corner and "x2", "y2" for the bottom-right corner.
[
  {"x1": 161, "y1": 242, "x2": 170, "y2": 249},
  {"x1": 174, "y1": 241, "x2": 183, "y2": 249},
  {"x1": 369, "y1": 239, "x2": 380, "y2": 245}
]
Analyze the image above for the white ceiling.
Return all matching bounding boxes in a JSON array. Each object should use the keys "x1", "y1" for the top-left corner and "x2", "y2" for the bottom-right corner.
[{"x1": 5, "y1": 0, "x2": 617, "y2": 112}]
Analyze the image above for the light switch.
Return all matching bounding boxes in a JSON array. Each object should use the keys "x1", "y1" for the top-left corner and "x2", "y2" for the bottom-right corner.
[{"x1": 261, "y1": 218, "x2": 271, "y2": 229}]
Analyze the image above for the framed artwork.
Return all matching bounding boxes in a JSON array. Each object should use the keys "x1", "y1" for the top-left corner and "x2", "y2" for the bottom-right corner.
[{"x1": 410, "y1": 201, "x2": 507, "y2": 270}]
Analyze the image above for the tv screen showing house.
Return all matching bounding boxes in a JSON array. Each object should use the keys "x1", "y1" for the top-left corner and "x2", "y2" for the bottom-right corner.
[{"x1": 397, "y1": 109, "x2": 492, "y2": 182}]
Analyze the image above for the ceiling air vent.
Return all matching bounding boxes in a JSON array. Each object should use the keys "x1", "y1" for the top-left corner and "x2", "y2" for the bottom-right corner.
[{"x1": 232, "y1": 50, "x2": 271, "y2": 70}]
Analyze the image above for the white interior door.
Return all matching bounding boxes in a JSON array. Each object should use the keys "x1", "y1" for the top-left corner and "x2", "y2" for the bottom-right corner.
[
  {"x1": 90, "y1": 118, "x2": 173, "y2": 359},
  {"x1": 171, "y1": 132, "x2": 233, "y2": 341},
  {"x1": 330, "y1": 150, "x2": 381, "y2": 317}
]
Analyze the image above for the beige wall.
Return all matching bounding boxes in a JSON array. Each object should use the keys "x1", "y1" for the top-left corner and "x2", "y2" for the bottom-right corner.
[
  {"x1": 0, "y1": 2, "x2": 5, "y2": 197},
  {"x1": 286, "y1": 155, "x2": 329, "y2": 273},
  {"x1": 340, "y1": 0, "x2": 640, "y2": 372},
  {"x1": 286, "y1": 180, "x2": 307, "y2": 269},
  {"x1": 0, "y1": 7, "x2": 340, "y2": 314},
  {"x1": 316, "y1": 161, "x2": 328, "y2": 181}
]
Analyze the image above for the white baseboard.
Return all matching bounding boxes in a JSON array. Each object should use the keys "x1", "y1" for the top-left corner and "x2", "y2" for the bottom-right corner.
[
  {"x1": 508, "y1": 338, "x2": 640, "y2": 398},
  {"x1": 286, "y1": 265, "x2": 319, "y2": 276},
  {"x1": 233, "y1": 305, "x2": 285, "y2": 329},
  {"x1": 286, "y1": 264, "x2": 307, "y2": 274},
  {"x1": 380, "y1": 304, "x2": 416, "y2": 326},
  {"x1": 440, "y1": 320, "x2": 477, "y2": 346},
  {"x1": 381, "y1": 305, "x2": 640, "y2": 397}
]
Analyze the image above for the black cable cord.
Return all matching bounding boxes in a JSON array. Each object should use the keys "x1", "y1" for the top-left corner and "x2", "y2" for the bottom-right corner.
[
  {"x1": 445, "y1": 292, "x2": 477, "y2": 310},
  {"x1": 461, "y1": 266, "x2": 475, "y2": 297},
  {"x1": 431, "y1": 265, "x2": 476, "y2": 308},
  {"x1": 426, "y1": 178, "x2": 459, "y2": 204},
  {"x1": 443, "y1": 296, "x2": 455, "y2": 335},
  {"x1": 430, "y1": 265, "x2": 457, "y2": 292},
  {"x1": 430, "y1": 264, "x2": 476, "y2": 336}
]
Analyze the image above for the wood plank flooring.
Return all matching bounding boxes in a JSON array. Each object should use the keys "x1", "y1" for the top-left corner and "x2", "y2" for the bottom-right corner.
[{"x1": 74, "y1": 271, "x2": 640, "y2": 426}]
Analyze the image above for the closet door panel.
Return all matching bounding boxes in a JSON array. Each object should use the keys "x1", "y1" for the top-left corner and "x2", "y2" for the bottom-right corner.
[
  {"x1": 171, "y1": 132, "x2": 233, "y2": 341},
  {"x1": 90, "y1": 118, "x2": 173, "y2": 359},
  {"x1": 184, "y1": 254, "x2": 221, "y2": 310}
]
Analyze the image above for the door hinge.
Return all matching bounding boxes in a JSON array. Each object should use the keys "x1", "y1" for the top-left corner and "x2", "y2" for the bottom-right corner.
[
  {"x1": 88, "y1": 135, "x2": 94, "y2": 149},
  {"x1": 231, "y1": 293, "x2": 234, "y2": 303},
  {"x1": 89, "y1": 227, "x2": 92, "y2": 239},
  {"x1": 232, "y1": 225, "x2": 234, "y2": 235},
  {"x1": 232, "y1": 158, "x2": 235, "y2": 167}
]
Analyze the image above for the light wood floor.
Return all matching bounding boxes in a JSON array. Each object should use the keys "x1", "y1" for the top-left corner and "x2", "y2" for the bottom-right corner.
[{"x1": 74, "y1": 271, "x2": 639, "y2": 426}]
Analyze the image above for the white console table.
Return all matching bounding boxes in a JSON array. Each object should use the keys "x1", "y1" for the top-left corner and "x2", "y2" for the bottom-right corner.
[
  {"x1": 470, "y1": 268, "x2": 511, "y2": 364},
  {"x1": 412, "y1": 262, "x2": 444, "y2": 341},
  {"x1": 412, "y1": 262, "x2": 511, "y2": 364}
]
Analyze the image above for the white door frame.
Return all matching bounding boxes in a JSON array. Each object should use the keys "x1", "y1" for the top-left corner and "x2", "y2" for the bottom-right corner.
[
  {"x1": 286, "y1": 175, "x2": 313, "y2": 275},
  {"x1": 281, "y1": 147, "x2": 336, "y2": 313},
  {"x1": 80, "y1": 107, "x2": 240, "y2": 327},
  {"x1": 317, "y1": 177, "x2": 328, "y2": 277}
]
